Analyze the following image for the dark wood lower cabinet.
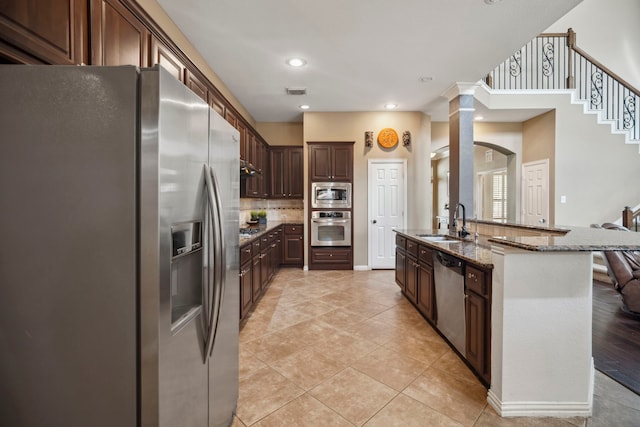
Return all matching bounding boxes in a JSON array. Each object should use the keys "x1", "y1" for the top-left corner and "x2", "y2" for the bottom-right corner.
[
  {"x1": 465, "y1": 265, "x2": 492, "y2": 385},
  {"x1": 240, "y1": 260, "x2": 252, "y2": 319},
  {"x1": 395, "y1": 248, "x2": 406, "y2": 291},
  {"x1": 417, "y1": 261, "x2": 435, "y2": 323},
  {"x1": 282, "y1": 225, "x2": 303, "y2": 266},
  {"x1": 309, "y1": 247, "x2": 352, "y2": 270},
  {"x1": 251, "y1": 253, "x2": 261, "y2": 302},
  {"x1": 396, "y1": 233, "x2": 491, "y2": 387},
  {"x1": 405, "y1": 256, "x2": 418, "y2": 304},
  {"x1": 465, "y1": 290, "x2": 487, "y2": 379},
  {"x1": 240, "y1": 225, "x2": 302, "y2": 323}
]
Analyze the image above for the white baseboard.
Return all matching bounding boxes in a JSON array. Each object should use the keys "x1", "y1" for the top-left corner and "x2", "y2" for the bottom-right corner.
[
  {"x1": 487, "y1": 390, "x2": 592, "y2": 418},
  {"x1": 354, "y1": 265, "x2": 370, "y2": 271},
  {"x1": 303, "y1": 265, "x2": 309, "y2": 271}
]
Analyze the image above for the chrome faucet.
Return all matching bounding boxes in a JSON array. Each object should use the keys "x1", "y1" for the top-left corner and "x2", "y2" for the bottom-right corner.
[{"x1": 452, "y1": 203, "x2": 470, "y2": 239}]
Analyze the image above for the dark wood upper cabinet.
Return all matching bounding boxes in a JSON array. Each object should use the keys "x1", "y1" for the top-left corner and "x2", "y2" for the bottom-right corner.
[
  {"x1": 308, "y1": 142, "x2": 353, "y2": 182},
  {"x1": 237, "y1": 120, "x2": 247, "y2": 161},
  {"x1": 332, "y1": 145, "x2": 353, "y2": 181},
  {"x1": 270, "y1": 148, "x2": 285, "y2": 198},
  {"x1": 150, "y1": 35, "x2": 185, "y2": 83},
  {"x1": 208, "y1": 90, "x2": 225, "y2": 117},
  {"x1": 224, "y1": 108, "x2": 237, "y2": 127},
  {"x1": 185, "y1": 69, "x2": 207, "y2": 102},
  {"x1": 270, "y1": 146, "x2": 302, "y2": 199},
  {"x1": 0, "y1": 0, "x2": 87, "y2": 65},
  {"x1": 309, "y1": 144, "x2": 330, "y2": 181},
  {"x1": 90, "y1": 0, "x2": 148, "y2": 67}
]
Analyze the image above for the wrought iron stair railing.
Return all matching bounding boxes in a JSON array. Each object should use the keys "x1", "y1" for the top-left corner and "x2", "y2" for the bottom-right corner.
[{"x1": 485, "y1": 28, "x2": 639, "y2": 143}]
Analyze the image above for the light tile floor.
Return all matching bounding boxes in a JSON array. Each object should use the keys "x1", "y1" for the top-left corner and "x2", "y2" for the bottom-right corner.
[{"x1": 233, "y1": 269, "x2": 640, "y2": 427}]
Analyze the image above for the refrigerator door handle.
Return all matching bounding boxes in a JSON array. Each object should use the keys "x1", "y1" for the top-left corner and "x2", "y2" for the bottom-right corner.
[
  {"x1": 203, "y1": 164, "x2": 226, "y2": 359},
  {"x1": 208, "y1": 165, "x2": 226, "y2": 357},
  {"x1": 203, "y1": 164, "x2": 219, "y2": 361}
]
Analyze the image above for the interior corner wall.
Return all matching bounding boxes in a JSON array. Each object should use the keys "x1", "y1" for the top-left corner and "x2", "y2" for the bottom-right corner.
[
  {"x1": 255, "y1": 122, "x2": 303, "y2": 146},
  {"x1": 522, "y1": 110, "x2": 556, "y2": 224},
  {"x1": 553, "y1": 101, "x2": 640, "y2": 226},
  {"x1": 303, "y1": 112, "x2": 431, "y2": 269}
]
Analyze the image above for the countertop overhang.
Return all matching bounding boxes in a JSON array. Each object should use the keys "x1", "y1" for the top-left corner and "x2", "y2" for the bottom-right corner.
[{"x1": 395, "y1": 224, "x2": 640, "y2": 269}]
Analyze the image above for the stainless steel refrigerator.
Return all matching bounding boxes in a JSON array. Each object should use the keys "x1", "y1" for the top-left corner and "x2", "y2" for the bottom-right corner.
[{"x1": 0, "y1": 65, "x2": 239, "y2": 427}]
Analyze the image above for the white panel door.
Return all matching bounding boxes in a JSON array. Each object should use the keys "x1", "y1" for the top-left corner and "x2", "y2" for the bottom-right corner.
[
  {"x1": 522, "y1": 159, "x2": 549, "y2": 226},
  {"x1": 368, "y1": 160, "x2": 406, "y2": 269}
]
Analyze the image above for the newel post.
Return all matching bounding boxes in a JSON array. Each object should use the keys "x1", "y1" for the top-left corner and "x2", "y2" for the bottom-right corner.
[
  {"x1": 623, "y1": 206, "x2": 633, "y2": 229},
  {"x1": 566, "y1": 28, "x2": 576, "y2": 89}
]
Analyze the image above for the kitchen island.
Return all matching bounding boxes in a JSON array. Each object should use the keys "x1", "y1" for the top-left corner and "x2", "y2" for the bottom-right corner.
[{"x1": 395, "y1": 223, "x2": 640, "y2": 418}]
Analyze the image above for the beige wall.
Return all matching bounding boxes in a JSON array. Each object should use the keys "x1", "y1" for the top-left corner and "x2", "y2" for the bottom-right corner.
[
  {"x1": 303, "y1": 112, "x2": 431, "y2": 269},
  {"x1": 255, "y1": 122, "x2": 303, "y2": 146},
  {"x1": 136, "y1": 0, "x2": 255, "y2": 126},
  {"x1": 523, "y1": 110, "x2": 556, "y2": 222}
]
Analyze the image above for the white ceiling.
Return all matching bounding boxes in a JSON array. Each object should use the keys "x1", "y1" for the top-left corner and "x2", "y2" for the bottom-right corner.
[{"x1": 157, "y1": 0, "x2": 581, "y2": 123}]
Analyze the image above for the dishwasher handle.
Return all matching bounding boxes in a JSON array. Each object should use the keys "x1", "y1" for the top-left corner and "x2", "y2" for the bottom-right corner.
[{"x1": 435, "y1": 251, "x2": 464, "y2": 274}]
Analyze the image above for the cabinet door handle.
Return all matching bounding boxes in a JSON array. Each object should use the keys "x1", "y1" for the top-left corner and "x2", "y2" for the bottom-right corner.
[{"x1": 468, "y1": 273, "x2": 477, "y2": 280}]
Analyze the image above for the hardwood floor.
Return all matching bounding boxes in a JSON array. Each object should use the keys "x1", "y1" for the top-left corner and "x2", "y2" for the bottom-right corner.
[{"x1": 593, "y1": 280, "x2": 640, "y2": 395}]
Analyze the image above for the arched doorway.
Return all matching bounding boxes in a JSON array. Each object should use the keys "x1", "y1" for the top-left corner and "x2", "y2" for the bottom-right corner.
[{"x1": 431, "y1": 142, "x2": 516, "y2": 229}]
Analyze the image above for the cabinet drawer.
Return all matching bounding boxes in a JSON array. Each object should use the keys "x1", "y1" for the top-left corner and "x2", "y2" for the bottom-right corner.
[
  {"x1": 240, "y1": 243, "x2": 252, "y2": 265},
  {"x1": 284, "y1": 224, "x2": 302, "y2": 235},
  {"x1": 418, "y1": 245, "x2": 433, "y2": 266},
  {"x1": 406, "y1": 239, "x2": 419, "y2": 258},
  {"x1": 311, "y1": 248, "x2": 352, "y2": 263},
  {"x1": 260, "y1": 234, "x2": 270, "y2": 250},
  {"x1": 466, "y1": 265, "x2": 486, "y2": 295},
  {"x1": 396, "y1": 234, "x2": 406, "y2": 250},
  {"x1": 252, "y1": 240, "x2": 261, "y2": 254}
]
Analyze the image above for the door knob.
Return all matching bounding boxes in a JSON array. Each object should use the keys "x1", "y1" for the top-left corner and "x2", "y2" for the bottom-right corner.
[
  {"x1": 372, "y1": 219, "x2": 377, "y2": 224},
  {"x1": 539, "y1": 218, "x2": 546, "y2": 224}
]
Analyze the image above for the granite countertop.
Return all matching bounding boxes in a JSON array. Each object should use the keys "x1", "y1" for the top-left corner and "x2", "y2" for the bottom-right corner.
[
  {"x1": 396, "y1": 225, "x2": 640, "y2": 267},
  {"x1": 487, "y1": 226, "x2": 640, "y2": 252},
  {"x1": 395, "y1": 229, "x2": 494, "y2": 268},
  {"x1": 239, "y1": 221, "x2": 303, "y2": 245}
]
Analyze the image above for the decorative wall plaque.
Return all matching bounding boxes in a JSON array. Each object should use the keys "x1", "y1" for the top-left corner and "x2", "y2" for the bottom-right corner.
[{"x1": 377, "y1": 128, "x2": 398, "y2": 148}]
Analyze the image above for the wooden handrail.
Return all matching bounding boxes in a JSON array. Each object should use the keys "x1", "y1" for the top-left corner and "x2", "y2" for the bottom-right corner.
[
  {"x1": 571, "y1": 45, "x2": 640, "y2": 98},
  {"x1": 622, "y1": 206, "x2": 640, "y2": 229}
]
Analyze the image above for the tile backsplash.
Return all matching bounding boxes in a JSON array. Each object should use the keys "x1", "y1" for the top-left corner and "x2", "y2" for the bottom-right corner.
[{"x1": 239, "y1": 198, "x2": 304, "y2": 224}]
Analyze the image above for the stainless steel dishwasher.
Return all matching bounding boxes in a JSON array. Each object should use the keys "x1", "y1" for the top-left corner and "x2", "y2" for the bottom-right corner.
[{"x1": 434, "y1": 250, "x2": 466, "y2": 355}]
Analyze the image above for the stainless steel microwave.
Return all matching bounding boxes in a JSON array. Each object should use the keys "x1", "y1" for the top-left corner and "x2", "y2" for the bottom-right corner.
[{"x1": 311, "y1": 182, "x2": 352, "y2": 209}]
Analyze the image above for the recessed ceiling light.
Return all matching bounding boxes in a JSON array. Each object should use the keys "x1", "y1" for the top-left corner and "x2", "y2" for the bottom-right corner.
[
  {"x1": 299, "y1": 104, "x2": 310, "y2": 110},
  {"x1": 287, "y1": 58, "x2": 307, "y2": 67},
  {"x1": 484, "y1": 0, "x2": 502, "y2": 4},
  {"x1": 384, "y1": 103, "x2": 397, "y2": 110}
]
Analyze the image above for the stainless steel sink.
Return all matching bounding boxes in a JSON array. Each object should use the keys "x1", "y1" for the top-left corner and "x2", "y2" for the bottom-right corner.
[{"x1": 416, "y1": 234, "x2": 459, "y2": 243}]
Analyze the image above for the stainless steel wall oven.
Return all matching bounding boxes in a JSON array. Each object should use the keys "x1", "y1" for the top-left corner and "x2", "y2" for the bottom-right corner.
[{"x1": 310, "y1": 211, "x2": 351, "y2": 246}]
